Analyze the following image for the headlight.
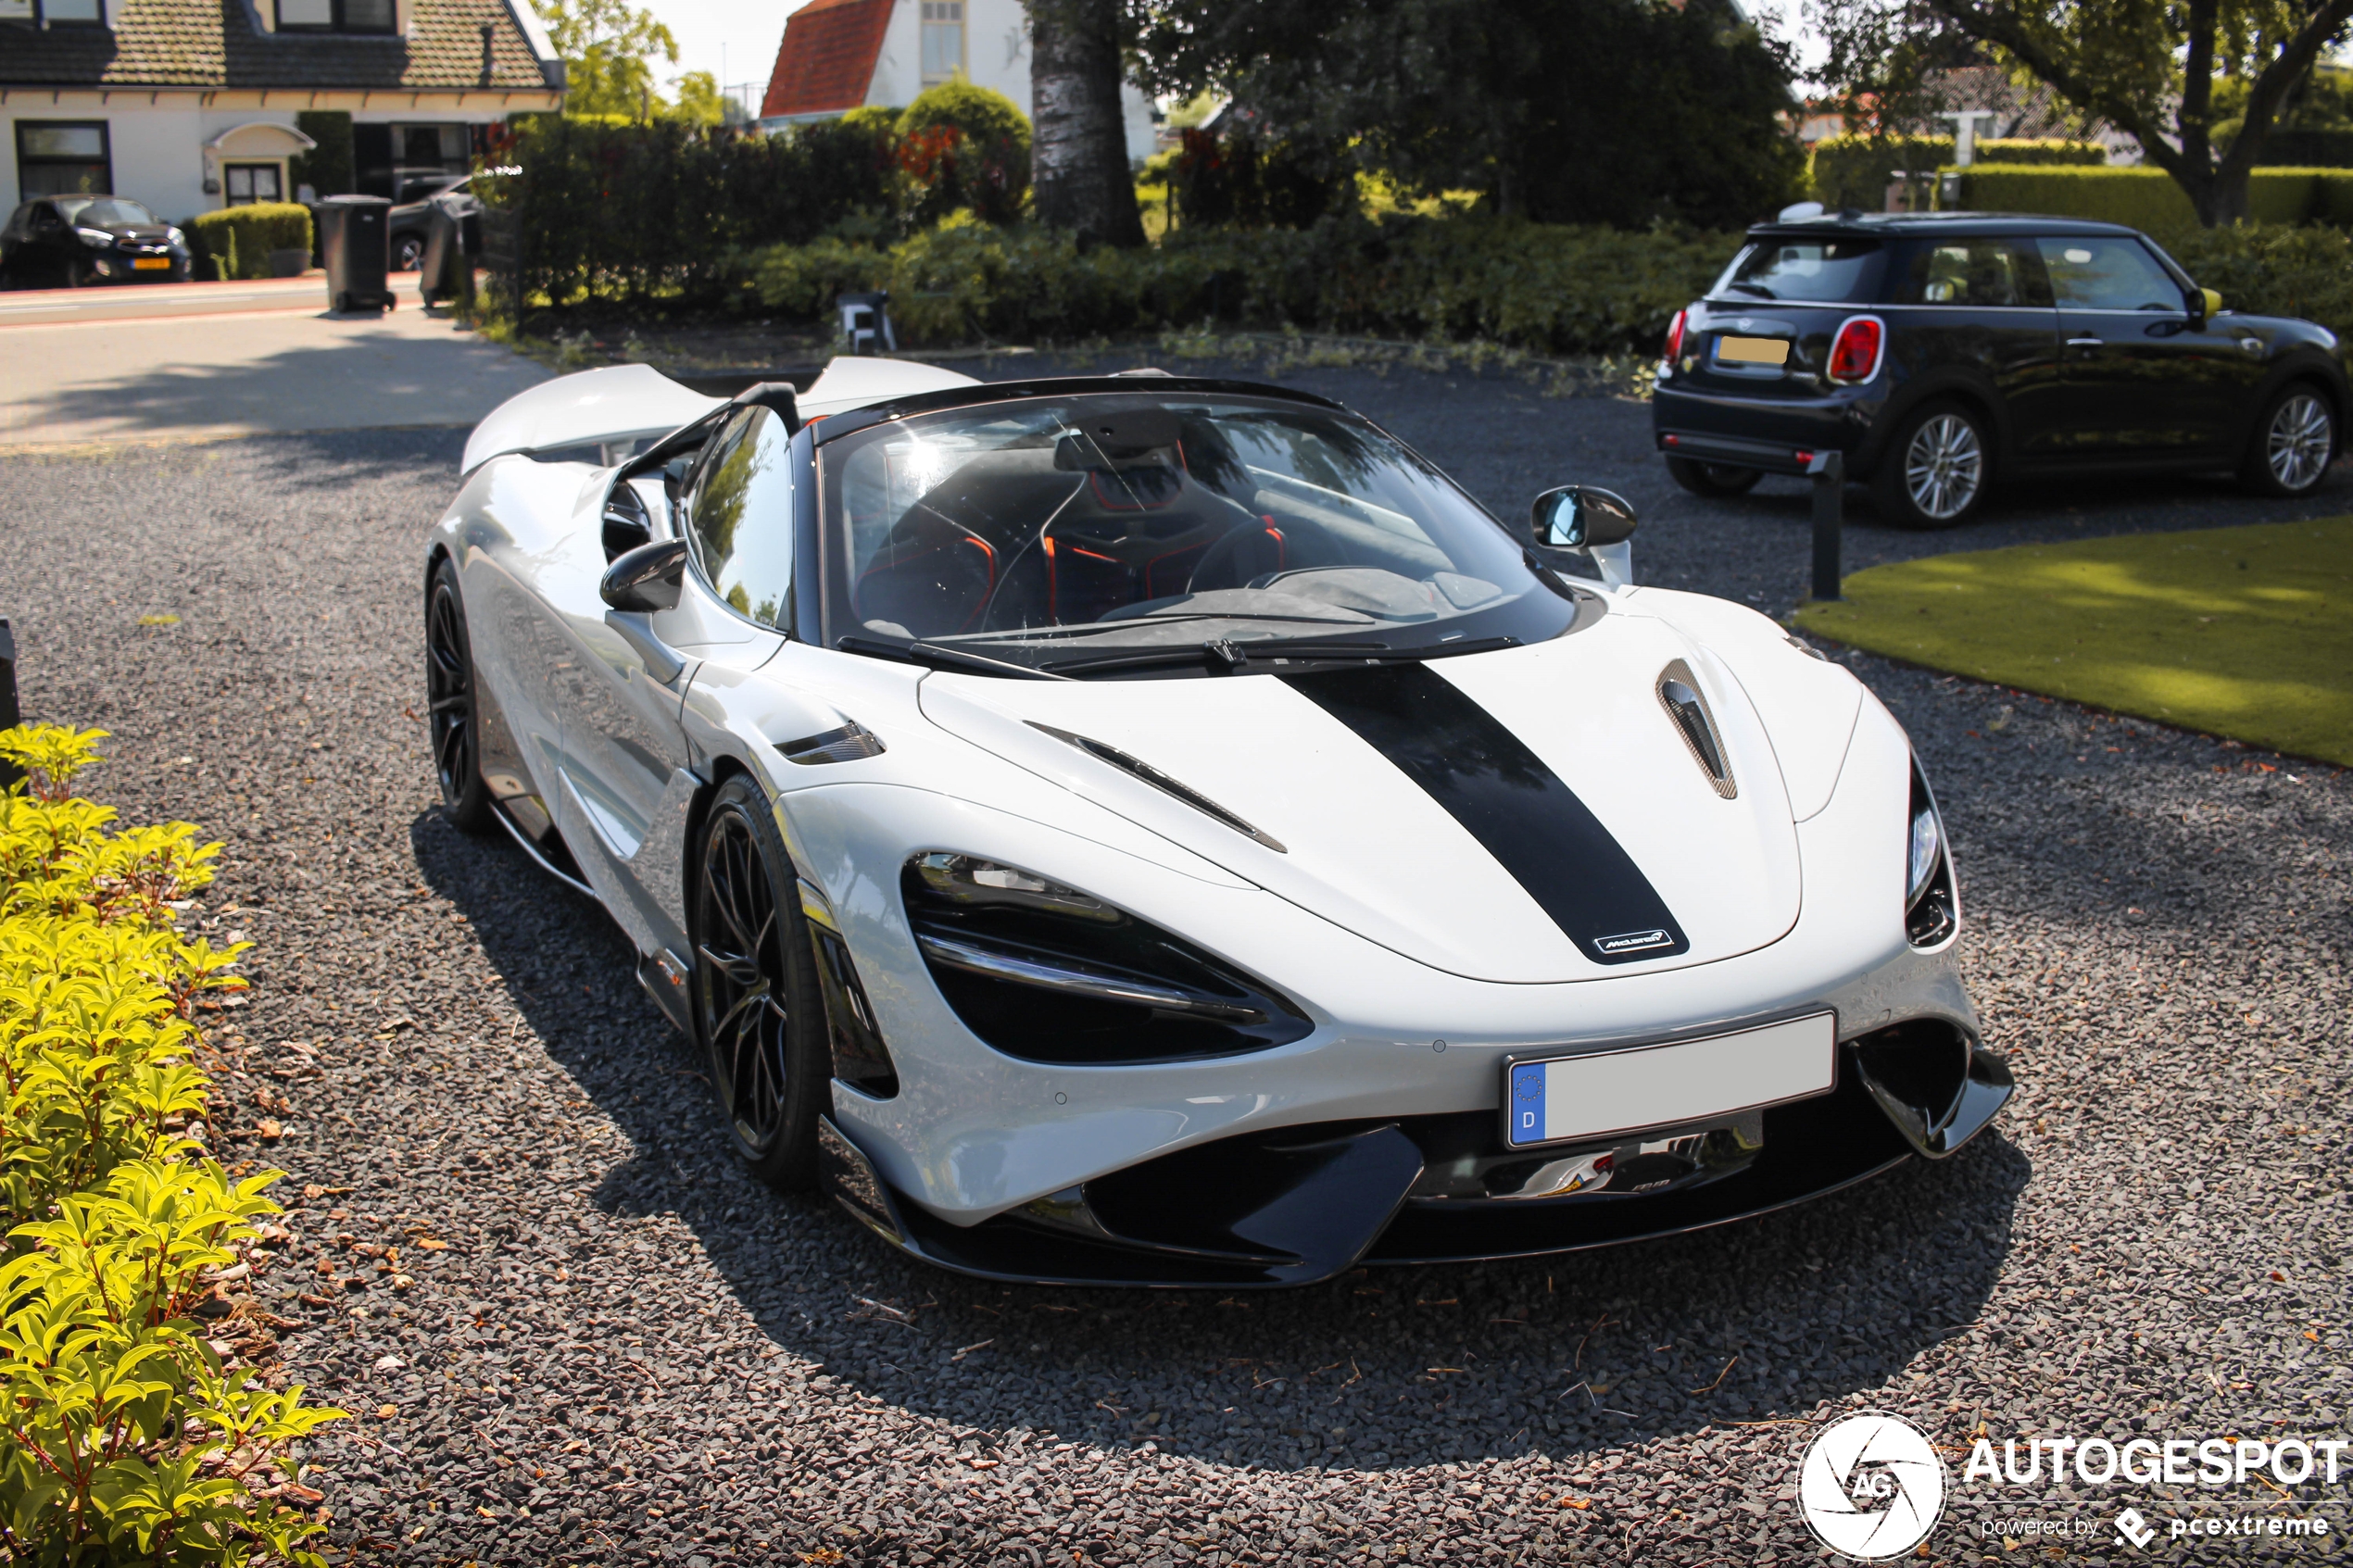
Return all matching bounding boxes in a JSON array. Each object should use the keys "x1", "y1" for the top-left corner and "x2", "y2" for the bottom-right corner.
[
  {"x1": 165, "y1": 226, "x2": 187, "y2": 247},
  {"x1": 75, "y1": 227, "x2": 114, "y2": 247},
  {"x1": 1905, "y1": 760, "x2": 1956, "y2": 947},
  {"x1": 904, "y1": 853, "x2": 1312, "y2": 1064}
]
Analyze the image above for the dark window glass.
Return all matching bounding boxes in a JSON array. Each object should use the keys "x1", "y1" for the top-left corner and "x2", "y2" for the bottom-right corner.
[
  {"x1": 2035, "y1": 236, "x2": 2183, "y2": 311},
  {"x1": 15, "y1": 121, "x2": 110, "y2": 199},
  {"x1": 1714, "y1": 239, "x2": 1885, "y2": 303},
  {"x1": 52, "y1": 196, "x2": 153, "y2": 225},
  {"x1": 278, "y1": 0, "x2": 393, "y2": 31},
  {"x1": 818, "y1": 394, "x2": 1580, "y2": 669},
  {"x1": 686, "y1": 407, "x2": 795, "y2": 628},
  {"x1": 1897, "y1": 240, "x2": 2052, "y2": 307}
]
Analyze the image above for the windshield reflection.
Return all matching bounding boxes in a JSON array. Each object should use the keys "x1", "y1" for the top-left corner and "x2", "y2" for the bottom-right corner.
[{"x1": 822, "y1": 395, "x2": 1578, "y2": 673}]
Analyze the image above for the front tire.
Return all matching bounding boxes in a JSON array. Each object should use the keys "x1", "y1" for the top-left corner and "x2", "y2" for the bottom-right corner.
[
  {"x1": 2241, "y1": 383, "x2": 2335, "y2": 496},
  {"x1": 1665, "y1": 456, "x2": 1762, "y2": 498},
  {"x1": 1872, "y1": 400, "x2": 1989, "y2": 529},
  {"x1": 424, "y1": 558, "x2": 497, "y2": 834},
  {"x1": 691, "y1": 776, "x2": 829, "y2": 1190}
]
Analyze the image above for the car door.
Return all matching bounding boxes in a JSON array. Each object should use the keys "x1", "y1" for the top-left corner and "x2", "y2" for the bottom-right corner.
[
  {"x1": 2036, "y1": 234, "x2": 2249, "y2": 458},
  {"x1": 1887, "y1": 236, "x2": 2062, "y2": 459}
]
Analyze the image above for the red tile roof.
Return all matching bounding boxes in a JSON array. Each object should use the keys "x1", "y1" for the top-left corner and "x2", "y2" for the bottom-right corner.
[{"x1": 761, "y1": 0, "x2": 892, "y2": 119}]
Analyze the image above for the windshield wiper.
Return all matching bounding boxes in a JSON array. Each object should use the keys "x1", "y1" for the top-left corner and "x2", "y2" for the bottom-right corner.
[
  {"x1": 1042, "y1": 634, "x2": 1519, "y2": 675},
  {"x1": 1723, "y1": 282, "x2": 1778, "y2": 298},
  {"x1": 836, "y1": 634, "x2": 1076, "y2": 681},
  {"x1": 941, "y1": 610, "x2": 1367, "y2": 646}
]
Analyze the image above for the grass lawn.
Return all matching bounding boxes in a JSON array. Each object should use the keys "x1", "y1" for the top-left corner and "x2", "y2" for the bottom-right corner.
[{"x1": 1792, "y1": 516, "x2": 2353, "y2": 767}]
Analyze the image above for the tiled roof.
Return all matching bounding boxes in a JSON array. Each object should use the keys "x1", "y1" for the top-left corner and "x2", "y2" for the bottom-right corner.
[
  {"x1": 0, "y1": 0, "x2": 554, "y2": 91},
  {"x1": 760, "y1": 0, "x2": 890, "y2": 119}
]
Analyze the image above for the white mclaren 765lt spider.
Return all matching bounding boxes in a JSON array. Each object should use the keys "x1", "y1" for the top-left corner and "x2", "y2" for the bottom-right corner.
[{"x1": 422, "y1": 356, "x2": 2012, "y2": 1286}]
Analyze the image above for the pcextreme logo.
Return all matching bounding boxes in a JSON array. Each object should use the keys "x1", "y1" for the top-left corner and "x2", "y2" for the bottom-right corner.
[{"x1": 1797, "y1": 1411, "x2": 1948, "y2": 1560}]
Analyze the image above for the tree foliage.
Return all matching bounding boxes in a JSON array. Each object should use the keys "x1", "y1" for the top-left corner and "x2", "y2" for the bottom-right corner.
[
  {"x1": 1810, "y1": 0, "x2": 2353, "y2": 223},
  {"x1": 1124, "y1": 0, "x2": 1801, "y2": 228},
  {"x1": 530, "y1": 0, "x2": 681, "y2": 121},
  {"x1": 897, "y1": 82, "x2": 1034, "y2": 226}
]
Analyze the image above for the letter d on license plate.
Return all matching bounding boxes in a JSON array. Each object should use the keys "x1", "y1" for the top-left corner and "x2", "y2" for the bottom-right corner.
[{"x1": 1504, "y1": 1012, "x2": 1835, "y2": 1148}]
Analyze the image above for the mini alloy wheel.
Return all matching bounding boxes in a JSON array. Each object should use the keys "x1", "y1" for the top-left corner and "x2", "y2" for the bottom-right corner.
[
  {"x1": 424, "y1": 558, "x2": 495, "y2": 833},
  {"x1": 691, "y1": 777, "x2": 826, "y2": 1188},
  {"x1": 395, "y1": 235, "x2": 425, "y2": 272},
  {"x1": 1873, "y1": 402, "x2": 1988, "y2": 529},
  {"x1": 2247, "y1": 387, "x2": 2334, "y2": 496}
]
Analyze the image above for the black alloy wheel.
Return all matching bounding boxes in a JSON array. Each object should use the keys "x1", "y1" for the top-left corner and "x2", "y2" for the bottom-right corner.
[
  {"x1": 691, "y1": 776, "x2": 827, "y2": 1189},
  {"x1": 424, "y1": 558, "x2": 496, "y2": 834},
  {"x1": 1870, "y1": 399, "x2": 1989, "y2": 530},
  {"x1": 1665, "y1": 456, "x2": 1763, "y2": 499},
  {"x1": 2241, "y1": 383, "x2": 2336, "y2": 497}
]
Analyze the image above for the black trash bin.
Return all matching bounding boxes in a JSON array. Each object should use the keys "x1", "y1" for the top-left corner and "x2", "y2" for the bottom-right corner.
[
  {"x1": 316, "y1": 194, "x2": 396, "y2": 315},
  {"x1": 417, "y1": 187, "x2": 482, "y2": 308}
]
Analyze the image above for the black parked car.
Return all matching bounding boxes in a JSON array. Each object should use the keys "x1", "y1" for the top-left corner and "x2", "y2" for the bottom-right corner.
[
  {"x1": 0, "y1": 195, "x2": 192, "y2": 289},
  {"x1": 1651, "y1": 212, "x2": 2347, "y2": 527},
  {"x1": 388, "y1": 174, "x2": 469, "y2": 271}
]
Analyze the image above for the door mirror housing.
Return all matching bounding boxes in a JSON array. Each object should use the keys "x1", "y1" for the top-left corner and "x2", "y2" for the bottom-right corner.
[
  {"x1": 2195, "y1": 286, "x2": 2222, "y2": 325},
  {"x1": 600, "y1": 480, "x2": 655, "y2": 561},
  {"x1": 600, "y1": 537, "x2": 689, "y2": 613},
  {"x1": 1530, "y1": 485, "x2": 1639, "y2": 549}
]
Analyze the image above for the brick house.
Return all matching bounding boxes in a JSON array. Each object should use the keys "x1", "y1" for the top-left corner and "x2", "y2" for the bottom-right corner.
[{"x1": 1, "y1": 0, "x2": 564, "y2": 220}]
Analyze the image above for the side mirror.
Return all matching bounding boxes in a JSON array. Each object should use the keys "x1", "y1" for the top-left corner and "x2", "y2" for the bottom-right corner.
[
  {"x1": 600, "y1": 537, "x2": 688, "y2": 613},
  {"x1": 1530, "y1": 485, "x2": 1639, "y2": 549},
  {"x1": 600, "y1": 482, "x2": 654, "y2": 561},
  {"x1": 2195, "y1": 286, "x2": 2222, "y2": 326}
]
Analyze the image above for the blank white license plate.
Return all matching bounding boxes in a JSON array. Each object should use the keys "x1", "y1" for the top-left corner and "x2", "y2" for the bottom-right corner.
[
  {"x1": 1504, "y1": 1012, "x2": 1835, "y2": 1148},
  {"x1": 1716, "y1": 334, "x2": 1789, "y2": 366}
]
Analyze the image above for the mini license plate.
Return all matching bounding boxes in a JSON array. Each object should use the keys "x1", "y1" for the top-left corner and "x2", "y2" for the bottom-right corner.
[
  {"x1": 132, "y1": 257, "x2": 171, "y2": 270},
  {"x1": 1503, "y1": 1012, "x2": 1835, "y2": 1148},
  {"x1": 1716, "y1": 334, "x2": 1789, "y2": 366}
]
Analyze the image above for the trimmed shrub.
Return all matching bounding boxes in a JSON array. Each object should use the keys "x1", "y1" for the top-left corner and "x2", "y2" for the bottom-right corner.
[
  {"x1": 749, "y1": 214, "x2": 1733, "y2": 355},
  {"x1": 1950, "y1": 165, "x2": 2353, "y2": 229},
  {"x1": 1809, "y1": 135, "x2": 2105, "y2": 209},
  {"x1": 896, "y1": 82, "x2": 1030, "y2": 227},
  {"x1": 2160, "y1": 222, "x2": 2353, "y2": 337},
  {"x1": 0, "y1": 723, "x2": 343, "y2": 1563},
  {"x1": 187, "y1": 202, "x2": 313, "y2": 282},
  {"x1": 290, "y1": 110, "x2": 355, "y2": 198}
]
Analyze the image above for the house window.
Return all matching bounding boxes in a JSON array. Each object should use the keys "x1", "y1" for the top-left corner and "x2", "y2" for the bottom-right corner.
[
  {"x1": 919, "y1": 0, "x2": 963, "y2": 82},
  {"x1": 224, "y1": 163, "x2": 285, "y2": 205},
  {"x1": 0, "y1": 0, "x2": 106, "y2": 26},
  {"x1": 15, "y1": 122, "x2": 111, "y2": 198},
  {"x1": 276, "y1": 0, "x2": 395, "y2": 33}
]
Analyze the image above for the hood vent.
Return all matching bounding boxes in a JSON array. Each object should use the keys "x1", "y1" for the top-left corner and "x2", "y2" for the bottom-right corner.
[
  {"x1": 1027, "y1": 721, "x2": 1288, "y2": 852},
  {"x1": 1657, "y1": 659, "x2": 1737, "y2": 799}
]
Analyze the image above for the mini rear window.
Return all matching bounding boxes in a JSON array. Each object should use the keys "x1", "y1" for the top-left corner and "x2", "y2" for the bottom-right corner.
[{"x1": 1714, "y1": 239, "x2": 1885, "y2": 304}]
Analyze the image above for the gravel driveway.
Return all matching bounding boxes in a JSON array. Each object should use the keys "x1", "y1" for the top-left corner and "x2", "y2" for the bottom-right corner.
[{"x1": 0, "y1": 364, "x2": 2345, "y2": 1565}]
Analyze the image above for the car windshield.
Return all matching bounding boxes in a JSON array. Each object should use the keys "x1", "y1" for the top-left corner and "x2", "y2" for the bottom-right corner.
[
  {"x1": 1713, "y1": 238, "x2": 1884, "y2": 303},
  {"x1": 54, "y1": 197, "x2": 157, "y2": 227},
  {"x1": 819, "y1": 392, "x2": 1580, "y2": 673}
]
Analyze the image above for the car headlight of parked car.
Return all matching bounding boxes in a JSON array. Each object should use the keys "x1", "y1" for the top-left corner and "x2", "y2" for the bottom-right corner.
[
  {"x1": 165, "y1": 227, "x2": 188, "y2": 250},
  {"x1": 75, "y1": 227, "x2": 114, "y2": 248},
  {"x1": 1906, "y1": 759, "x2": 1956, "y2": 947},
  {"x1": 903, "y1": 852, "x2": 1314, "y2": 1065}
]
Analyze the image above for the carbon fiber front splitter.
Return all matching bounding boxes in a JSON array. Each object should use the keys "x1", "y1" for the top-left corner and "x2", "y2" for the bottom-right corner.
[{"x1": 817, "y1": 1037, "x2": 2012, "y2": 1289}]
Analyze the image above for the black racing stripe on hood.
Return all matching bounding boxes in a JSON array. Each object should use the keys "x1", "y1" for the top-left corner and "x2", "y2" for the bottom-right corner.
[{"x1": 1279, "y1": 664, "x2": 1688, "y2": 965}]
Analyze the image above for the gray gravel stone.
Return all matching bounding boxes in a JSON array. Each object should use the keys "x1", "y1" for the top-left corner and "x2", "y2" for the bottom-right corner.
[{"x1": 0, "y1": 365, "x2": 2343, "y2": 1565}]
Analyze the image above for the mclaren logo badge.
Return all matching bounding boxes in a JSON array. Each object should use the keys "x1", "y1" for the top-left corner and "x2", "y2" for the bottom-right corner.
[{"x1": 1594, "y1": 928, "x2": 1675, "y2": 956}]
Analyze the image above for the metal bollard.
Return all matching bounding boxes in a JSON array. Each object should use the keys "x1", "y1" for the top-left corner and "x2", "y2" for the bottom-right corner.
[
  {"x1": 1806, "y1": 450, "x2": 1845, "y2": 602},
  {"x1": 0, "y1": 616, "x2": 19, "y2": 790}
]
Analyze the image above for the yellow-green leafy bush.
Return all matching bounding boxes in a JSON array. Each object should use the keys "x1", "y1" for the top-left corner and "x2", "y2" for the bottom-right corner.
[
  {"x1": 186, "y1": 205, "x2": 313, "y2": 282},
  {"x1": 1948, "y1": 165, "x2": 2353, "y2": 230},
  {"x1": 0, "y1": 724, "x2": 343, "y2": 1565}
]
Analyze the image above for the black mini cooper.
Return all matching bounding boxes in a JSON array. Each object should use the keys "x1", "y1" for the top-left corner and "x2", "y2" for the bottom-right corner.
[{"x1": 1651, "y1": 211, "x2": 2347, "y2": 527}]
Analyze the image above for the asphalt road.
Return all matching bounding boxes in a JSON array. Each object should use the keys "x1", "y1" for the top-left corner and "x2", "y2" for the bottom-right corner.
[{"x1": 0, "y1": 362, "x2": 2345, "y2": 1565}]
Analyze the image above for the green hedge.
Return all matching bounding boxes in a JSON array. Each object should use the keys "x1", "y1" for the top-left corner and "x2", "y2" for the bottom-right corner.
[
  {"x1": 1809, "y1": 134, "x2": 2104, "y2": 208},
  {"x1": 1949, "y1": 165, "x2": 2353, "y2": 228},
  {"x1": 749, "y1": 215, "x2": 1734, "y2": 355},
  {"x1": 187, "y1": 202, "x2": 313, "y2": 281},
  {"x1": 2161, "y1": 222, "x2": 2353, "y2": 337}
]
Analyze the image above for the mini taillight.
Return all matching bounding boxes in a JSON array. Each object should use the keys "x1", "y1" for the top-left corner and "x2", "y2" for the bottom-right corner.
[
  {"x1": 1828, "y1": 317, "x2": 1883, "y2": 383},
  {"x1": 1664, "y1": 308, "x2": 1688, "y2": 363}
]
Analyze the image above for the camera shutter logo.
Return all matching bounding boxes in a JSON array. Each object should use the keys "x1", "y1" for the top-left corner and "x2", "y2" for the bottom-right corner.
[{"x1": 1797, "y1": 1411, "x2": 1946, "y2": 1560}]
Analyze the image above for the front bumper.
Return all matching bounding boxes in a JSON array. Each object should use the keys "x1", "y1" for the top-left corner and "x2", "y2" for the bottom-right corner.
[{"x1": 820, "y1": 1031, "x2": 2012, "y2": 1286}]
